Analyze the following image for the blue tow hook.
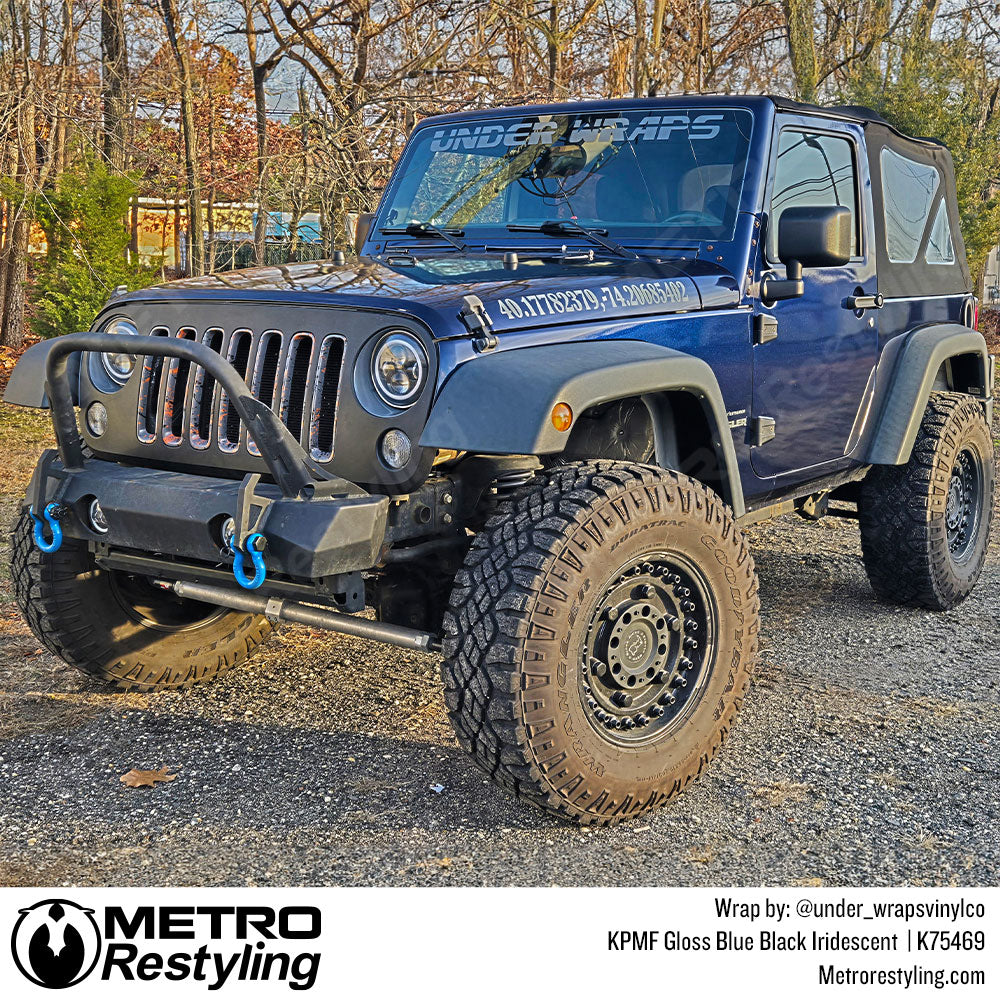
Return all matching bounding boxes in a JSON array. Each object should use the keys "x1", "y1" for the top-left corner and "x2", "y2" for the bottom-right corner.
[
  {"x1": 232, "y1": 532, "x2": 267, "y2": 590},
  {"x1": 29, "y1": 503, "x2": 64, "y2": 554}
]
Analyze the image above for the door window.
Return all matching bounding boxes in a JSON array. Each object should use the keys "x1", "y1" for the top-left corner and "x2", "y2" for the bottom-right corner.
[{"x1": 767, "y1": 130, "x2": 860, "y2": 261}]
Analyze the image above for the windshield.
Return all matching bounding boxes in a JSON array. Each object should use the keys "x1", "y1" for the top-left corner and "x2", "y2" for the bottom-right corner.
[{"x1": 380, "y1": 107, "x2": 754, "y2": 243}]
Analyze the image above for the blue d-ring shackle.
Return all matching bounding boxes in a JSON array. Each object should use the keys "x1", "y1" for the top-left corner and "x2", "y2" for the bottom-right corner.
[
  {"x1": 231, "y1": 532, "x2": 267, "y2": 590},
  {"x1": 29, "y1": 503, "x2": 64, "y2": 554}
]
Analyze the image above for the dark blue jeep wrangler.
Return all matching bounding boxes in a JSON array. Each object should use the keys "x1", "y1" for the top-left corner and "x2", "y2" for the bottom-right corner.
[{"x1": 7, "y1": 95, "x2": 994, "y2": 824}]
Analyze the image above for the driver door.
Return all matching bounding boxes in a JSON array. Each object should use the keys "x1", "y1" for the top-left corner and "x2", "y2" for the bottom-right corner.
[{"x1": 751, "y1": 119, "x2": 878, "y2": 479}]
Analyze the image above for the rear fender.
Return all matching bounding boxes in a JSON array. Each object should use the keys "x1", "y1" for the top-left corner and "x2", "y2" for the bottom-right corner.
[{"x1": 866, "y1": 325, "x2": 991, "y2": 465}]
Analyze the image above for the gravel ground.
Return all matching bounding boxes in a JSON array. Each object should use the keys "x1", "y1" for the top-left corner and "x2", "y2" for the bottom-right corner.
[{"x1": 0, "y1": 398, "x2": 997, "y2": 888}]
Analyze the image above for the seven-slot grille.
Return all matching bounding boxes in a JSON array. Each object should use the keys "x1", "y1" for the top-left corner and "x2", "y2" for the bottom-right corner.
[{"x1": 136, "y1": 326, "x2": 345, "y2": 462}]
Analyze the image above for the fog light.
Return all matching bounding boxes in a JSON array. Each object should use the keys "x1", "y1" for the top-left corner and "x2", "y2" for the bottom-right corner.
[
  {"x1": 551, "y1": 402, "x2": 573, "y2": 432},
  {"x1": 86, "y1": 402, "x2": 108, "y2": 436},
  {"x1": 380, "y1": 428, "x2": 412, "y2": 469},
  {"x1": 88, "y1": 499, "x2": 109, "y2": 534}
]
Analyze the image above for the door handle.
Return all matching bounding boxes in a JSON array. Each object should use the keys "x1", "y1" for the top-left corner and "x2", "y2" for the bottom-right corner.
[{"x1": 844, "y1": 292, "x2": 883, "y2": 310}]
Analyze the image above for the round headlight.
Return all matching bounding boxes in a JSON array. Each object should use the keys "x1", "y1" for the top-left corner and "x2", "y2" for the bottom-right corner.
[
  {"x1": 100, "y1": 317, "x2": 139, "y2": 383},
  {"x1": 370, "y1": 331, "x2": 427, "y2": 408}
]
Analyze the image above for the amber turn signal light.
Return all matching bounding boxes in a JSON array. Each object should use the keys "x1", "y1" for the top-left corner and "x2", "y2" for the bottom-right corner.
[{"x1": 551, "y1": 402, "x2": 573, "y2": 432}]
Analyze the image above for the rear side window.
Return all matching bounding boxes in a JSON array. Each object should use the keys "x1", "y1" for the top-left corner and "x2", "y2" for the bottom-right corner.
[
  {"x1": 925, "y1": 199, "x2": 955, "y2": 264},
  {"x1": 880, "y1": 147, "x2": 940, "y2": 263},
  {"x1": 768, "y1": 129, "x2": 860, "y2": 261}
]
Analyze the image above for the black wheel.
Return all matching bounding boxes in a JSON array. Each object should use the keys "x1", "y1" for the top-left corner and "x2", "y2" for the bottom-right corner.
[
  {"x1": 860, "y1": 392, "x2": 994, "y2": 610},
  {"x1": 10, "y1": 511, "x2": 272, "y2": 690},
  {"x1": 441, "y1": 461, "x2": 760, "y2": 825}
]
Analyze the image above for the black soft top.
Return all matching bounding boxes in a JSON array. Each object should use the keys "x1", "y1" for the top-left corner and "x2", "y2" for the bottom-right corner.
[{"x1": 771, "y1": 96, "x2": 971, "y2": 297}]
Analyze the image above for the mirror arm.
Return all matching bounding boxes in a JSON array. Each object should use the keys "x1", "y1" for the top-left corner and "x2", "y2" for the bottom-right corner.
[{"x1": 760, "y1": 258, "x2": 804, "y2": 305}]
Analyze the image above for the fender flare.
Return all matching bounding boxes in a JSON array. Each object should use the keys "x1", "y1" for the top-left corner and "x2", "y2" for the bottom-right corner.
[
  {"x1": 420, "y1": 340, "x2": 745, "y2": 516},
  {"x1": 2, "y1": 337, "x2": 81, "y2": 408},
  {"x1": 865, "y1": 324, "x2": 992, "y2": 465}
]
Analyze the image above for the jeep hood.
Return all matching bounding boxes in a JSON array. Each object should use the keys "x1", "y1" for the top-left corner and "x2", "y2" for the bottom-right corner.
[{"x1": 122, "y1": 253, "x2": 742, "y2": 338}]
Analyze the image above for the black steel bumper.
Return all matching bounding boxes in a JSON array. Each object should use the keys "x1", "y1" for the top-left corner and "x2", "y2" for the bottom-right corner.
[
  {"x1": 28, "y1": 454, "x2": 389, "y2": 579},
  {"x1": 28, "y1": 332, "x2": 391, "y2": 582}
]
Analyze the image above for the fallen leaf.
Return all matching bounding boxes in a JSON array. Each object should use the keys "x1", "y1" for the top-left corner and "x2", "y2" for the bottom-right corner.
[{"x1": 120, "y1": 766, "x2": 178, "y2": 788}]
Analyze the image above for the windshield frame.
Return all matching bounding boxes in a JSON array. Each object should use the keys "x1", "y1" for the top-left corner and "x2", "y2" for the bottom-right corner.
[{"x1": 372, "y1": 103, "x2": 759, "y2": 250}]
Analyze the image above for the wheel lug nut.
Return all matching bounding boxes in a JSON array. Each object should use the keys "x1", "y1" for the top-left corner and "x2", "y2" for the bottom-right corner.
[
  {"x1": 653, "y1": 670, "x2": 667, "y2": 684},
  {"x1": 623, "y1": 717, "x2": 635, "y2": 729},
  {"x1": 681, "y1": 600, "x2": 696, "y2": 612},
  {"x1": 587, "y1": 697, "x2": 597, "y2": 709},
  {"x1": 685, "y1": 619, "x2": 698, "y2": 631},
  {"x1": 649, "y1": 705, "x2": 663, "y2": 717},
  {"x1": 674, "y1": 675, "x2": 688, "y2": 688},
  {"x1": 679, "y1": 657, "x2": 693, "y2": 671},
  {"x1": 606, "y1": 607, "x2": 619, "y2": 622},
  {"x1": 590, "y1": 658, "x2": 608, "y2": 678},
  {"x1": 635, "y1": 714, "x2": 649, "y2": 727},
  {"x1": 684, "y1": 637, "x2": 698, "y2": 649},
  {"x1": 640, "y1": 584, "x2": 655, "y2": 598},
  {"x1": 611, "y1": 691, "x2": 633, "y2": 708},
  {"x1": 668, "y1": 616, "x2": 681, "y2": 632},
  {"x1": 674, "y1": 585, "x2": 690, "y2": 597}
]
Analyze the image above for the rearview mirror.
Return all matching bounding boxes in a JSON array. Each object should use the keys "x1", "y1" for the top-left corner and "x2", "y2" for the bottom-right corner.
[{"x1": 762, "y1": 205, "x2": 853, "y2": 303}]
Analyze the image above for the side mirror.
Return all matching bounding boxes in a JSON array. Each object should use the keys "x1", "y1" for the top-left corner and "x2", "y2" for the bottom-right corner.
[
  {"x1": 354, "y1": 212, "x2": 376, "y2": 255},
  {"x1": 762, "y1": 205, "x2": 853, "y2": 303}
]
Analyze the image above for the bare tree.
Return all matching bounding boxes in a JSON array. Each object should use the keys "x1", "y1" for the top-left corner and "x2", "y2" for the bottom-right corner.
[
  {"x1": 102, "y1": 0, "x2": 129, "y2": 172},
  {"x1": 0, "y1": 0, "x2": 36, "y2": 348},
  {"x1": 158, "y1": 0, "x2": 205, "y2": 275}
]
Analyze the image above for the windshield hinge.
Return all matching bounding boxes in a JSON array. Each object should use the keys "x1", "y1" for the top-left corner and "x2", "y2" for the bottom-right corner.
[{"x1": 459, "y1": 294, "x2": 498, "y2": 353}]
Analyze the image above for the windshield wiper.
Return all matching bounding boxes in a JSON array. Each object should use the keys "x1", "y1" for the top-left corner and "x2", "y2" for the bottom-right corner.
[
  {"x1": 380, "y1": 222, "x2": 467, "y2": 253},
  {"x1": 506, "y1": 221, "x2": 639, "y2": 259}
]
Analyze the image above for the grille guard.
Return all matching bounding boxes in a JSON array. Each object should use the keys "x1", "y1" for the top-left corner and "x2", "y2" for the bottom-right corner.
[{"x1": 46, "y1": 332, "x2": 334, "y2": 498}]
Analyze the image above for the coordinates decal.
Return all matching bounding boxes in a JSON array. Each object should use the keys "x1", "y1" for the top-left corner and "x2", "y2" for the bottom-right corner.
[{"x1": 495, "y1": 280, "x2": 691, "y2": 321}]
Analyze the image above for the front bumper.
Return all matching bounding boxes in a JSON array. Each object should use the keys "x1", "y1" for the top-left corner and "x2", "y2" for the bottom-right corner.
[
  {"x1": 26, "y1": 332, "x2": 393, "y2": 593},
  {"x1": 27, "y1": 453, "x2": 389, "y2": 580}
]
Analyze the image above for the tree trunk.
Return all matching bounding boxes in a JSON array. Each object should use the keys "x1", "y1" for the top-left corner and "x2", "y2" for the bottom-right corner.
[
  {"x1": 547, "y1": 1, "x2": 559, "y2": 97},
  {"x1": 206, "y1": 90, "x2": 216, "y2": 273},
  {"x1": 0, "y1": 0, "x2": 36, "y2": 348},
  {"x1": 159, "y1": 0, "x2": 203, "y2": 276},
  {"x1": 900, "y1": 0, "x2": 941, "y2": 88},
  {"x1": 101, "y1": 0, "x2": 128, "y2": 172},
  {"x1": 783, "y1": 0, "x2": 818, "y2": 102},
  {"x1": 245, "y1": 1, "x2": 270, "y2": 266}
]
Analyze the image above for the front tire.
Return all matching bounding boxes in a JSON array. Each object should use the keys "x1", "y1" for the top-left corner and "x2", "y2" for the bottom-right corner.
[
  {"x1": 10, "y1": 511, "x2": 272, "y2": 690},
  {"x1": 441, "y1": 462, "x2": 760, "y2": 825},
  {"x1": 860, "y1": 392, "x2": 994, "y2": 610}
]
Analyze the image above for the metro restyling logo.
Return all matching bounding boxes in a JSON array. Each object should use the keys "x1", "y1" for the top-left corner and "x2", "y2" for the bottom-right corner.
[
  {"x1": 12, "y1": 899, "x2": 102, "y2": 988},
  {"x1": 11, "y1": 902, "x2": 321, "y2": 990}
]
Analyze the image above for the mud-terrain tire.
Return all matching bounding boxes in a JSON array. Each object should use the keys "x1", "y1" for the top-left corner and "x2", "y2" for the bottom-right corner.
[
  {"x1": 859, "y1": 392, "x2": 994, "y2": 610},
  {"x1": 441, "y1": 461, "x2": 760, "y2": 825},
  {"x1": 10, "y1": 511, "x2": 272, "y2": 690}
]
